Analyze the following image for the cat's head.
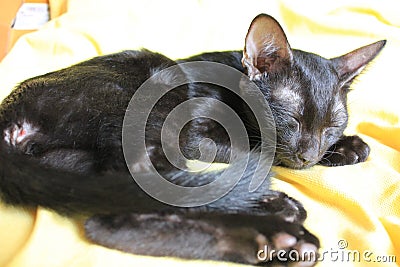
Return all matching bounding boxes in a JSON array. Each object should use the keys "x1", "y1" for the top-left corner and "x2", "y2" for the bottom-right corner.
[{"x1": 242, "y1": 14, "x2": 385, "y2": 169}]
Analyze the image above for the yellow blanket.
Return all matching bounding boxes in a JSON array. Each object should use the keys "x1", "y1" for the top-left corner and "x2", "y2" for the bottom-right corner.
[{"x1": 0, "y1": 0, "x2": 399, "y2": 266}]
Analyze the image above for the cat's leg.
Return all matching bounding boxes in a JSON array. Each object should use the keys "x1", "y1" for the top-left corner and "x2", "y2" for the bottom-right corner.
[
  {"x1": 203, "y1": 189, "x2": 307, "y2": 225},
  {"x1": 94, "y1": 130, "x2": 171, "y2": 173},
  {"x1": 180, "y1": 117, "x2": 232, "y2": 163},
  {"x1": 2, "y1": 121, "x2": 97, "y2": 173},
  {"x1": 3, "y1": 120, "x2": 49, "y2": 155},
  {"x1": 320, "y1": 135, "x2": 370, "y2": 166},
  {"x1": 85, "y1": 212, "x2": 319, "y2": 266},
  {"x1": 39, "y1": 149, "x2": 96, "y2": 174}
]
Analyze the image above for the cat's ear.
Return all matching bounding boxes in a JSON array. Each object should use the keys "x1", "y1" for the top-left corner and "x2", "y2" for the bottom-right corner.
[
  {"x1": 242, "y1": 14, "x2": 292, "y2": 80},
  {"x1": 331, "y1": 40, "x2": 386, "y2": 84}
]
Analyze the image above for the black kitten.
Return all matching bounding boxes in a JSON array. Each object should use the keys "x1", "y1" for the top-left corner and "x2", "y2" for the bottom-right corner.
[
  {"x1": 0, "y1": 14, "x2": 385, "y2": 266},
  {"x1": 0, "y1": 49, "x2": 316, "y2": 267}
]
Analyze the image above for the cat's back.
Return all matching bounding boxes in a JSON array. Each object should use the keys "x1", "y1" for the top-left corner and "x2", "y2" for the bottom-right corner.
[
  {"x1": 0, "y1": 50, "x2": 179, "y2": 133},
  {"x1": 180, "y1": 50, "x2": 244, "y2": 72},
  {"x1": 1, "y1": 50, "x2": 176, "y2": 110}
]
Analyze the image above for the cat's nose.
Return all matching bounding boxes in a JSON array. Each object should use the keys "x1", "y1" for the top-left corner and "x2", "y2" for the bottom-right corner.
[
  {"x1": 298, "y1": 152, "x2": 316, "y2": 165},
  {"x1": 298, "y1": 155, "x2": 310, "y2": 164}
]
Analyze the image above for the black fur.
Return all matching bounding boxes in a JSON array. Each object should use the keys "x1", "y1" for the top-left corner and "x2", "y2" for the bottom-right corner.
[
  {"x1": 85, "y1": 212, "x2": 319, "y2": 265},
  {"x1": 0, "y1": 14, "x2": 386, "y2": 266}
]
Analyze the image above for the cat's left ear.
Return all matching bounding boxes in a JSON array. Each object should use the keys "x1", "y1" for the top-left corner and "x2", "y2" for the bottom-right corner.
[
  {"x1": 242, "y1": 14, "x2": 293, "y2": 80},
  {"x1": 331, "y1": 40, "x2": 386, "y2": 84}
]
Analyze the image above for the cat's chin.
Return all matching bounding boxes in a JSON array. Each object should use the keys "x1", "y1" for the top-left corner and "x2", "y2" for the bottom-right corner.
[
  {"x1": 278, "y1": 159, "x2": 318, "y2": 170},
  {"x1": 282, "y1": 163, "x2": 309, "y2": 170}
]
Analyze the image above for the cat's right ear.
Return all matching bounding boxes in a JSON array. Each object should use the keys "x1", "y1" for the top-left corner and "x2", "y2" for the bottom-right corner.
[
  {"x1": 331, "y1": 40, "x2": 386, "y2": 85},
  {"x1": 242, "y1": 14, "x2": 292, "y2": 80}
]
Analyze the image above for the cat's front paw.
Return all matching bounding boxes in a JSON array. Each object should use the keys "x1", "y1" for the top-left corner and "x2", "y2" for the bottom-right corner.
[{"x1": 320, "y1": 135, "x2": 370, "y2": 167}]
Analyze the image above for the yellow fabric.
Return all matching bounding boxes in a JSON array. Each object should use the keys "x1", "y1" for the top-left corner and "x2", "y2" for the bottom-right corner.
[{"x1": 0, "y1": 0, "x2": 399, "y2": 266}]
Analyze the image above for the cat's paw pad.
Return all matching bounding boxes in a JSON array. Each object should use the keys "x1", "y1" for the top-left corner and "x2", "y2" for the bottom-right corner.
[
  {"x1": 257, "y1": 224, "x2": 319, "y2": 266},
  {"x1": 260, "y1": 192, "x2": 306, "y2": 223},
  {"x1": 320, "y1": 135, "x2": 370, "y2": 166},
  {"x1": 3, "y1": 121, "x2": 40, "y2": 154}
]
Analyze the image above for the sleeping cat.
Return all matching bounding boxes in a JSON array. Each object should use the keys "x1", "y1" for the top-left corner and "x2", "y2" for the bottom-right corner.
[{"x1": 0, "y1": 14, "x2": 385, "y2": 266}]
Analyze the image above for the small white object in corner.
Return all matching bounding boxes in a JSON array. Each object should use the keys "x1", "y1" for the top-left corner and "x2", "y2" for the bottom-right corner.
[{"x1": 12, "y1": 3, "x2": 50, "y2": 30}]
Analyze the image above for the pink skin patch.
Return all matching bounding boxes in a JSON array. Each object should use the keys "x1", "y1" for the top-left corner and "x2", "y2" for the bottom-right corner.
[
  {"x1": 19, "y1": 129, "x2": 26, "y2": 137},
  {"x1": 3, "y1": 121, "x2": 38, "y2": 147}
]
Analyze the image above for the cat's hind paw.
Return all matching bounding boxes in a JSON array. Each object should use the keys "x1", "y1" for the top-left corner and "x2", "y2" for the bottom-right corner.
[
  {"x1": 320, "y1": 135, "x2": 370, "y2": 167},
  {"x1": 260, "y1": 191, "x2": 307, "y2": 224},
  {"x1": 257, "y1": 228, "x2": 319, "y2": 267}
]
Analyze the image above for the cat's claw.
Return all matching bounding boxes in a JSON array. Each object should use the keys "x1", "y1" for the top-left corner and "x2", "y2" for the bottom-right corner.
[{"x1": 320, "y1": 135, "x2": 370, "y2": 166}]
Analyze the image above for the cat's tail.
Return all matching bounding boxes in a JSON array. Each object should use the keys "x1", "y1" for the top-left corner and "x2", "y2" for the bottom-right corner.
[{"x1": 0, "y1": 149, "x2": 272, "y2": 215}]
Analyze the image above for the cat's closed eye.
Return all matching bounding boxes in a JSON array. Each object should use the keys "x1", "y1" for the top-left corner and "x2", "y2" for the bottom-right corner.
[{"x1": 287, "y1": 116, "x2": 300, "y2": 132}]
